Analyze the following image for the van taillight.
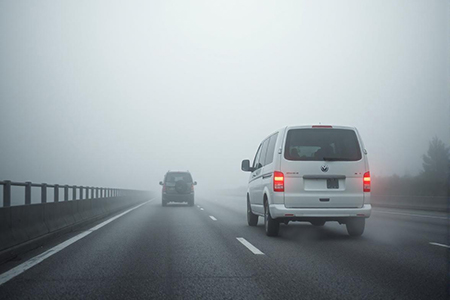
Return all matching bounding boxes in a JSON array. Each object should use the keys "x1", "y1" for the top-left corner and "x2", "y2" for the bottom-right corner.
[
  {"x1": 273, "y1": 171, "x2": 284, "y2": 192},
  {"x1": 162, "y1": 184, "x2": 166, "y2": 192},
  {"x1": 363, "y1": 171, "x2": 370, "y2": 192}
]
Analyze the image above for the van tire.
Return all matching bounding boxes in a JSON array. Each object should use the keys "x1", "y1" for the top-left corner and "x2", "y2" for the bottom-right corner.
[
  {"x1": 188, "y1": 199, "x2": 194, "y2": 206},
  {"x1": 264, "y1": 200, "x2": 279, "y2": 237},
  {"x1": 346, "y1": 218, "x2": 365, "y2": 236},
  {"x1": 247, "y1": 198, "x2": 258, "y2": 226},
  {"x1": 162, "y1": 200, "x2": 167, "y2": 207}
]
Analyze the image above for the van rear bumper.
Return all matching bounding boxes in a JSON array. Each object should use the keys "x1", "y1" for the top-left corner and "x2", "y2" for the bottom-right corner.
[
  {"x1": 162, "y1": 193, "x2": 194, "y2": 203},
  {"x1": 269, "y1": 204, "x2": 371, "y2": 219}
]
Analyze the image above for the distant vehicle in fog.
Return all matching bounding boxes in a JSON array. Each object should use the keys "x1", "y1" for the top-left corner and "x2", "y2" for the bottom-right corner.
[
  {"x1": 160, "y1": 171, "x2": 197, "y2": 206},
  {"x1": 241, "y1": 125, "x2": 371, "y2": 237}
]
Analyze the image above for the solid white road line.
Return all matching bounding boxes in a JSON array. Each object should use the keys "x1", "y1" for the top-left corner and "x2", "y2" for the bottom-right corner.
[
  {"x1": 209, "y1": 216, "x2": 217, "y2": 221},
  {"x1": 236, "y1": 237, "x2": 265, "y2": 255},
  {"x1": 429, "y1": 242, "x2": 450, "y2": 249},
  {"x1": 0, "y1": 200, "x2": 152, "y2": 286},
  {"x1": 374, "y1": 210, "x2": 448, "y2": 220}
]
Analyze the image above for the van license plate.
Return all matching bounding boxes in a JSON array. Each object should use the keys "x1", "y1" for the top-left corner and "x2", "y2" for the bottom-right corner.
[{"x1": 327, "y1": 179, "x2": 339, "y2": 189}]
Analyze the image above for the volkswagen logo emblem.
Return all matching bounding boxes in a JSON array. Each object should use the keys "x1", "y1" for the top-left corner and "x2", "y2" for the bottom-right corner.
[{"x1": 321, "y1": 165, "x2": 329, "y2": 172}]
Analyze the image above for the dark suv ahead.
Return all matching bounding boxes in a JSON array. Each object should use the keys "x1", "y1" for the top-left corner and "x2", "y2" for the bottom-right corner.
[{"x1": 159, "y1": 171, "x2": 197, "y2": 206}]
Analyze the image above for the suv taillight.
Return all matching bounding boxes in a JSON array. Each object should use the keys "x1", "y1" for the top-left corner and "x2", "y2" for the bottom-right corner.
[
  {"x1": 273, "y1": 171, "x2": 284, "y2": 192},
  {"x1": 363, "y1": 171, "x2": 370, "y2": 192}
]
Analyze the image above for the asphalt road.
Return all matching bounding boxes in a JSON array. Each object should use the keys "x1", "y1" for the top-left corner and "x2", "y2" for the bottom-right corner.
[{"x1": 0, "y1": 194, "x2": 448, "y2": 299}]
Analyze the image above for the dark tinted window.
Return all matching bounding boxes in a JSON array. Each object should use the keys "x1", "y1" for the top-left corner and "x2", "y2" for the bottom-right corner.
[
  {"x1": 284, "y1": 129, "x2": 362, "y2": 161},
  {"x1": 264, "y1": 133, "x2": 278, "y2": 165},
  {"x1": 252, "y1": 144, "x2": 263, "y2": 169},
  {"x1": 165, "y1": 172, "x2": 193, "y2": 183},
  {"x1": 259, "y1": 138, "x2": 270, "y2": 166}
]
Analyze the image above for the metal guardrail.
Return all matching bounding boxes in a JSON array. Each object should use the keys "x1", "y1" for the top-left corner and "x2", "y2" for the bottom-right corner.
[{"x1": 0, "y1": 180, "x2": 130, "y2": 207}]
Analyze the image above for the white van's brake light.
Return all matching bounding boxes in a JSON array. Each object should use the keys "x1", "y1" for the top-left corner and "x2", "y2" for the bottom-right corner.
[
  {"x1": 312, "y1": 125, "x2": 332, "y2": 128},
  {"x1": 363, "y1": 171, "x2": 371, "y2": 192},
  {"x1": 274, "y1": 171, "x2": 284, "y2": 192}
]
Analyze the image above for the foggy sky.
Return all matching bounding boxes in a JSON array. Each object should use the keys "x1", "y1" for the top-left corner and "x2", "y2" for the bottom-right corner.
[{"x1": 1, "y1": 0, "x2": 449, "y2": 193}]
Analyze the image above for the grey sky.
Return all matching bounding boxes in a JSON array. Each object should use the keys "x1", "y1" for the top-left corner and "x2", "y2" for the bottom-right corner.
[{"x1": 1, "y1": 0, "x2": 449, "y2": 192}]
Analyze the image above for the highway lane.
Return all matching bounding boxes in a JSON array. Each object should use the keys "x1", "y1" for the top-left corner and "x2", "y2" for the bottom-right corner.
[
  {"x1": 0, "y1": 195, "x2": 448, "y2": 299},
  {"x1": 199, "y1": 194, "x2": 449, "y2": 299}
]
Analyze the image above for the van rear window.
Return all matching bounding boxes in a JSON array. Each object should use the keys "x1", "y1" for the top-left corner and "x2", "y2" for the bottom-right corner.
[{"x1": 284, "y1": 129, "x2": 362, "y2": 161}]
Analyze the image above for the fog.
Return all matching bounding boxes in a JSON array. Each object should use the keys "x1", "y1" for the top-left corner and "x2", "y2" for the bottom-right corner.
[{"x1": 1, "y1": 0, "x2": 449, "y2": 193}]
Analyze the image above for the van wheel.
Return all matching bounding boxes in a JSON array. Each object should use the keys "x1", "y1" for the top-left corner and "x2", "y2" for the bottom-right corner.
[
  {"x1": 162, "y1": 200, "x2": 167, "y2": 207},
  {"x1": 264, "y1": 200, "x2": 279, "y2": 237},
  {"x1": 188, "y1": 200, "x2": 194, "y2": 206},
  {"x1": 311, "y1": 220, "x2": 326, "y2": 226},
  {"x1": 247, "y1": 199, "x2": 258, "y2": 226},
  {"x1": 346, "y1": 218, "x2": 365, "y2": 236}
]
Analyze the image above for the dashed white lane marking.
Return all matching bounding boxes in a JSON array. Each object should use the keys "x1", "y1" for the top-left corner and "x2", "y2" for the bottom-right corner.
[
  {"x1": 0, "y1": 200, "x2": 152, "y2": 286},
  {"x1": 429, "y1": 242, "x2": 450, "y2": 248},
  {"x1": 200, "y1": 208, "x2": 204, "y2": 211},
  {"x1": 236, "y1": 237, "x2": 265, "y2": 255},
  {"x1": 209, "y1": 216, "x2": 217, "y2": 221},
  {"x1": 375, "y1": 210, "x2": 448, "y2": 220},
  {"x1": 197, "y1": 205, "x2": 200, "y2": 208}
]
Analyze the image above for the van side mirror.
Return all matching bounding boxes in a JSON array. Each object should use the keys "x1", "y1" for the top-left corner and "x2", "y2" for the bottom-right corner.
[
  {"x1": 193, "y1": 181, "x2": 197, "y2": 185},
  {"x1": 159, "y1": 181, "x2": 163, "y2": 185},
  {"x1": 241, "y1": 159, "x2": 254, "y2": 172}
]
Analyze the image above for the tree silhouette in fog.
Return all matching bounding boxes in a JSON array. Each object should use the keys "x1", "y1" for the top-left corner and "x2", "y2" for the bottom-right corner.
[
  {"x1": 372, "y1": 136, "x2": 449, "y2": 197},
  {"x1": 421, "y1": 136, "x2": 450, "y2": 196},
  {"x1": 422, "y1": 137, "x2": 449, "y2": 178}
]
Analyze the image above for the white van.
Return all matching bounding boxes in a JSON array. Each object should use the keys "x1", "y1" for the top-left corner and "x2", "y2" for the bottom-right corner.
[{"x1": 241, "y1": 125, "x2": 371, "y2": 237}]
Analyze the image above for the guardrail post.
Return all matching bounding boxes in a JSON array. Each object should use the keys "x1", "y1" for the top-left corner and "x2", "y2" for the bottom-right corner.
[
  {"x1": 54, "y1": 184, "x2": 59, "y2": 202},
  {"x1": 79, "y1": 186, "x2": 83, "y2": 200},
  {"x1": 64, "y1": 185, "x2": 69, "y2": 201},
  {"x1": 25, "y1": 182, "x2": 31, "y2": 205},
  {"x1": 41, "y1": 183, "x2": 47, "y2": 203},
  {"x1": 86, "y1": 186, "x2": 89, "y2": 199},
  {"x1": 3, "y1": 180, "x2": 11, "y2": 207},
  {"x1": 100, "y1": 188, "x2": 103, "y2": 198},
  {"x1": 96, "y1": 187, "x2": 99, "y2": 198}
]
